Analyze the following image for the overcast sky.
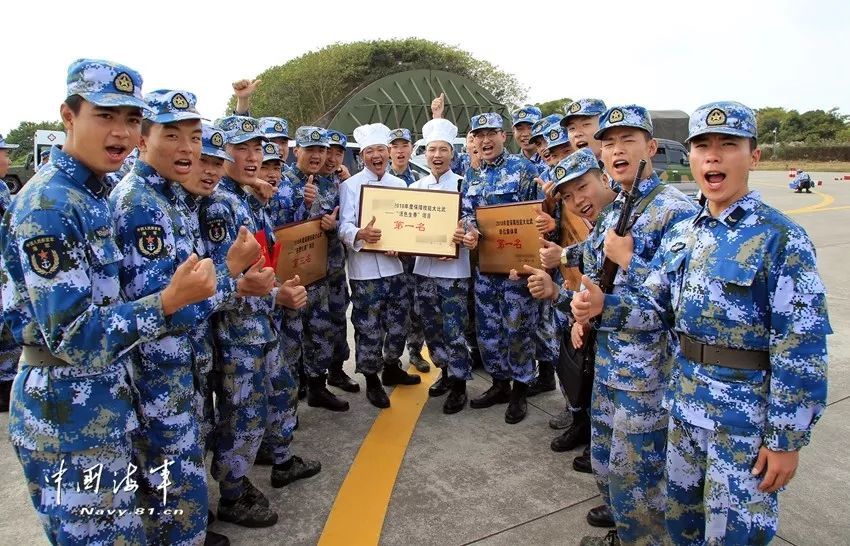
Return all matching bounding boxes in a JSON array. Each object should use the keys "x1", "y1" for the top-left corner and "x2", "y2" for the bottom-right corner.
[{"x1": 2, "y1": 0, "x2": 847, "y2": 135}]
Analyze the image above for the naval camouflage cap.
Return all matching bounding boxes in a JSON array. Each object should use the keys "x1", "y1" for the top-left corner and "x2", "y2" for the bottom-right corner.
[
  {"x1": 686, "y1": 101, "x2": 757, "y2": 143},
  {"x1": 0, "y1": 133, "x2": 19, "y2": 150},
  {"x1": 512, "y1": 105, "x2": 542, "y2": 127},
  {"x1": 66, "y1": 58, "x2": 149, "y2": 111},
  {"x1": 544, "y1": 125, "x2": 570, "y2": 149},
  {"x1": 295, "y1": 126, "x2": 329, "y2": 148},
  {"x1": 551, "y1": 148, "x2": 601, "y2": 192},
  {"x1": 594, "y1": 105, "x2": 653, "y2": 140},
  {"x1": 531, "y1": 114, "x2": 564, "y2": 143},
  {"x1": 259, "y1": 117, "x2": 291, "y2": 140},
  {"x1": 561, "y1": 98, "x2": 607, "y2": 126},
  {"x1": 143, "y1": 89, "x2": 202, "y2": 124},
  {"x1": 470, "y1": 112, "x2": 504, "y2": 132},
  {"x1": 326, "y1": 129, "x2": 348, "y2": 149},
  {"x1": 388, "y1": 128, "x2": 412, "y2": 143},
  {"x1": 201, "y1": 123, "x2": 232, "y2": 161},
  {"x1": 261, "y1": 141, "x2": 282, "y2": 163},
  {"x1": 215, "y1": 115, "x2": 264, "y2": 145}
]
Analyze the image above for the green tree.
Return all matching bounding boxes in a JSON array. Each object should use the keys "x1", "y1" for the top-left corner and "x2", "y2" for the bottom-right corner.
[
  {"x1": 5, "y1": 120, "x2": 65, "y2": 162},
  {"x1": 756, "y1": 106, "x2": 850, "y2": 144},
  {"x1": 533, "y1": 97, "x2": 572, "y2": 117},
  {"x1": 226, "y1": 39, "x2": 527, "y2": 127}
]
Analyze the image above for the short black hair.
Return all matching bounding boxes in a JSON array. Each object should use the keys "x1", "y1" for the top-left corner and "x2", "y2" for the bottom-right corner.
[
  {"x1": 141, "y1": 119, "x2": 154, "y2": 137},
  {"x1": 64, "y1": 94, "x2": 84, "y2": 115},
  {"x1": 749, "y1": 138, "x2": 758, "y2": 151}
]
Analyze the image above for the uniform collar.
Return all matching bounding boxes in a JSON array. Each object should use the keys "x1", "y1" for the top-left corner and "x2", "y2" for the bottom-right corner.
[
  {"x1": 481, "y1": 150, "x2": 508, "y2": 169},
  {"x1": 389, "y1": 164, "x2": 412, "y2": 178},
  {"x1": 50, "y1": 146, "x2": 109, "y2": 199},
  {"x1": 613, "y1": 172, "x2": 661, "y2": 205},
  {"x1": 428, "y1": 170, "x2": 458, "y2": 186},
  {"x1": 522, "y1": 150, "x2": 541, "y2": 164},
  {"x1": 132, "y1": 159, "x2": 177, "y2": 202},
  {"x1": 693, "y1": 190, "x2": 761, "y2": 229},
  {"x1": 291, "y1": 165, "x2": 309, "y2": 183},
  {"x1": 219, "y1": 176, "x2": 243, "y2": 196},
  {"x1": 171, "y1": 182, "x2": 199, "y2": 212}
]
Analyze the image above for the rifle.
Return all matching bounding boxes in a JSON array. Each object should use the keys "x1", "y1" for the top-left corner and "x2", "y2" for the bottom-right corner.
[{"x1": 560, "y1": 160, "x2": 647, "y2": 410}]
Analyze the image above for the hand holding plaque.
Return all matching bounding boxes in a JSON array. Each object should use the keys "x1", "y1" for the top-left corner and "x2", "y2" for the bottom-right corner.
[{"x1": 475, "y1": 200, "x2": 544, "y2": 274}]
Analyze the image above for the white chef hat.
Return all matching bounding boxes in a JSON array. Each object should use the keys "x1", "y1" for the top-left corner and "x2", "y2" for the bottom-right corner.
[
  {"x1": 353, "y1": 123, "x2": 392, "y2": 149},
  {"x1": 422, "y1": 118, "x2": 458, "y2": 146}
]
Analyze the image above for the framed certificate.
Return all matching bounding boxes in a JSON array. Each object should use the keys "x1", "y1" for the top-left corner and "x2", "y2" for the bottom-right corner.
[
  {"x1": 273, "y1": 218, "x2": 328, "y2": 286},
  {"x1": 357, "y1": 184, "x2": 460, "y2": 258},
  {"x1": 475, "y1": 200, "x2": 544, "y2": 275}
]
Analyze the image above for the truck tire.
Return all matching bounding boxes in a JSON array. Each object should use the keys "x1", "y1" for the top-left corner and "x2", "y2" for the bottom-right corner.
[{"x1": 3, "y1": 176, "x2": 22, "y2": 194}]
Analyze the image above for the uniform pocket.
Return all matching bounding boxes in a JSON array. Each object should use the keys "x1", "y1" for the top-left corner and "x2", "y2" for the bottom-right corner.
[{"x1": 700, "y1": 258, "x2": 758, "y2": 322}]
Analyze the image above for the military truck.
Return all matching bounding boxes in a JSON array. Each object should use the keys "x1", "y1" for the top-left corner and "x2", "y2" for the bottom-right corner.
[
  {"x1": 3, "y1": 130, "x2": 66, "y2": 194},
  {"x1": 652, "y1": 138, "x2": 699, "y2": 201}
]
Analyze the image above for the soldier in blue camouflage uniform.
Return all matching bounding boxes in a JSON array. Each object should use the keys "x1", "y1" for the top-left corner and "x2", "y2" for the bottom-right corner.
[
  {"x1": 573, "y1": 101, "x2": 831, "y2": 546},
  {"x1": 512, "y1": 105, "x2": 546, "y2": 171},
  {"x1": 259, "y1": 116, "x2": 296, "y2": 179},
  {"x1": 0, "y1": 58, "x2": 218, "y2": 546},
  {"x1": 315, "y1": 129, "x2": 360, "y2": 393},
  {"x1": 339, "y1": 123, "x2": 422, "y2": 409},
  {"x1": 529, "y1": 114, "x2": 564, "y2": 166},
  {"x1": 530, "y1": 106, "x2": 698, "y2": 545},
  {"x1": 0, "y1": 134, "x2": 21, "y2": 411},
  {"x1": 110, "y1": 90, "x2": 260, "y2": 546},
  {"x1": 285, "y1": 126, "x2": 351, "y2": 412},
  {"x1": 200, "y1": 115, "x2": 306, "y2": 527},
  {"x1": 387, "y1": 127, "x2": 429, "y2": 373},
  {"x1": 460, "y1": 112, "x2": 544, "y2": 424}
]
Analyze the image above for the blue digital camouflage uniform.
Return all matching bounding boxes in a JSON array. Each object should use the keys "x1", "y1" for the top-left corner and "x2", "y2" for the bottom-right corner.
[
  {"x1": 0, "y1": 177, "x2": 21, "y2": 383},
  {"x1": 323, "y1": 130, "x2": 352, "y2": 364},
  {"x1": 0, "y1": 58, "x2": 158, "y2": 545},
  {"x1": 105, "y1": 147, "x2": 139, "y2": 191},
  {"x1": 598, "y1": 101, "x2": 831, "y2": 545},
  {"x1": 555, "y1": 109, "x2": 698, "y2": 542},
  {"x1": 111, "y1": 149, "x2": 236, "y2": 544},
  {"x1": 284, "y1": 127, "x2": 337, "y2": 379},
  {"x1": 462, "y1": 113, "x2": 545, "y2": 384},
  {"x1": 451, "y1": 152, "x2": 471, "y2": 177}
]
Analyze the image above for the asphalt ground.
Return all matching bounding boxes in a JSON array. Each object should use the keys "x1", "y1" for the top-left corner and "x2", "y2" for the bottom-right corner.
[{"x1": 0, "y1": 170, "x2": 847, "y2": 545}]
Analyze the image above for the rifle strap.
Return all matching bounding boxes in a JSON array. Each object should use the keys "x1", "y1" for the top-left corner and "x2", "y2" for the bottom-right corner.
[{"x1": 629, "y1": 182, "x2": 667, "y2": 224}]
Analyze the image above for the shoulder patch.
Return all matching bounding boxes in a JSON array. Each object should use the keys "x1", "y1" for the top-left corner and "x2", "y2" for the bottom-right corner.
[
  {"x1": 207, "y1": 218, "x2": 227, "y2": 244},
  {"x1": 135, "y1": 224, "x2": 166, "y2": 258},
  {"x1": 23, "y1": 236, "x2": 63, "y2": 279}
]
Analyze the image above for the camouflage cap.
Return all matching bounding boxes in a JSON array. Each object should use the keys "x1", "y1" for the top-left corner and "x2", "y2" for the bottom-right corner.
[
  {"x1": 470, "y1": 112, "x2": 504, "y2": 132},
  {"x1": 561, "y1": 98, "x2": 607, "y2": 126},
  {"x1": 326, "y1": 129, "x2": 348, "y2": 149},
  {"x1": 262, "y1": 141, "x2": 282, "y2": 163},
  {"x1": 512, "y1": 105, "x2": 542, "y2": 127},
  {"x1": 295, "y1": 126, "x2": 329, "y2": 148},
  {"x1": 259, "y1": 117, "x2": 291, "y2": 140},
  {"x1": 215, "y1": 115, "x2": 264, "y2": 145},
  {"x1": 544, "y1": 126, "x2": 570, "y2": 150},
  {"x1": 531, "y1": 114, "x2": 564, "y2": 143},
  {"x1": 66, "y1": 58, "x2": 149, "y2": 111},
  {"x1": 143, "y1": 89, "x2": 202, "y2": 124},
  {"x1": 40, "y1": 148, "x2": 51, "y2": 158},
  {"x1": 388, "y1": 128, "x2": 412, "y2": 143},
  {"x1": 686, "y1": 101, "x2": 757, "y2": 143},
  {"x1": 0, "y1": 134, "x2": 19, "y2": 150},
  {"x1": 594, "y1": 105, "x2": 653, "y2": 140},
  {"x1": 201, "y1": 123, "x2": 232, "y2": 161},
  {"x1": 551, "y1": 148, "x2": 601, "y2": 192}
]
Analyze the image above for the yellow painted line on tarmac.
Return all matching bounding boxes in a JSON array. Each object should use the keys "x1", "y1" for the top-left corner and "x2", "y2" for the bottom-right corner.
[
  {"x1": 318, "y1": 353, "x2": 439, "y2": 546},
  {"x1": 786, "y1": 204, "x2": 850, "y2": 215},
  {"x1": 782, "y1": 190, "x2": 835, "y2": 215}
]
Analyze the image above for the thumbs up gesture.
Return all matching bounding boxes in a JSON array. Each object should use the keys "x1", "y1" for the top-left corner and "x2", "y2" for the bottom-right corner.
[
  {"x1": 321, "y1": 206, "x2": 339, "y2": 232},
  {"x1": 236, "y1": 258, "x2": 275, "y2": 297},
  {"x1": 571, "y1": 275, "x2": 604, "y2": 324},
  {"x1": 533, "y1": 205, "x2": 556, "y2": 236},
  {"x1": 522, "y1": 264, "x2": 558, "y2": 300},
  {"x1": 451, "y1": 220, "x2": 465, "y2": 245},
  {"x1": 304, "y1": 175, "x2": 318, "y2": 208},
  {"x1": 538, "y1": 237, "x2": 563, "y2": 269},
  {"x1": 161, "y1": 254, "x2": 217, "y2": 315},
  {"x1": 276, "y1": 275, "x2": 308, "y2": 309},
  {"x1": 356, "y1": 215, "x2": 382, "y2": 244},
  {"x1": 226, "y1": 225, "x2": 262, "y2": 277},
  {"x1": 431, "y1": 92, "x2": 446, "y2": 119}
]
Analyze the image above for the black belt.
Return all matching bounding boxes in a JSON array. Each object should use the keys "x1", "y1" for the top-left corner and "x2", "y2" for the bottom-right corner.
[
  {"x1": 678, "y1": 333, "x2": 770, "y2": 371},
  {"x1": 21, "y1": 345, "x2": 69, "y2": 367}
]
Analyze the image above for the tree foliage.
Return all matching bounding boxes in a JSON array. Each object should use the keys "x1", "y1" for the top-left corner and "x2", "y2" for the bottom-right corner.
[
  {"x1": 5, "y1": 120, "x2": 65, "y2": 162},
  {"x1": 757, "y1": 107, "x2": 850, "y2": 144},
  {"x1": 533, "y1": 97, "x2": 573, "y2": 117},
  {"x1": 227, "y1": 39, "x2": 528, "y2": 127}
]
